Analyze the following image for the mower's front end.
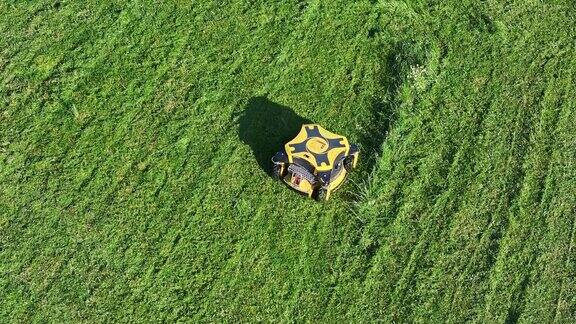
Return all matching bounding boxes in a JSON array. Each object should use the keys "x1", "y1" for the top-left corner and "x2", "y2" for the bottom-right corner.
[{"x1": 272, "y1": 151, "x2": 317, "y2": 198}]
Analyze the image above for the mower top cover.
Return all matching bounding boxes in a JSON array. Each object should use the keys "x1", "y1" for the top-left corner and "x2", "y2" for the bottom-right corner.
[{"x1": 285, "y1": 124, "x2": 350, "y2": 172}]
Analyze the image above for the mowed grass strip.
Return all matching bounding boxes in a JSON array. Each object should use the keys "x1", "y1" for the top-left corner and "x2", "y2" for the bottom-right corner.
[
  {"x1": 1, "y1": 0, "x2": 575, "y2": 322},
  {"x1": 340, "y1": 1, "x2": 576, "y2": 322}
]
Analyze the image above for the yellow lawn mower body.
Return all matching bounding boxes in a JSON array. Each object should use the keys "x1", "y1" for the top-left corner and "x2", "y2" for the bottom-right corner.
[{"x1": 271, "y1": 124, "x2": 359, "y2": 200}]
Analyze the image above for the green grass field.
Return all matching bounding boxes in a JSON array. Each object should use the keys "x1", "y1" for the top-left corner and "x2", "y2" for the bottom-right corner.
[{"x1": 1, "y1": 0, "x2": 575, "y2": 321}]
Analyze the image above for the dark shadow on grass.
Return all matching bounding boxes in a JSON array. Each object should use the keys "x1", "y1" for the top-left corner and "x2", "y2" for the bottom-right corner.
[
  {"x1": 357, "y1": 40, "x2": 429, "y2": 173},
  {"x1": 355, "y1": 53, "x2": 400, "y2": 174},
  {"x1": 347, "y1": 40, "x2": 432, "y2": 264},
  {"x1": 238, "y1": 97, "x2": 312, "y2": 176}
]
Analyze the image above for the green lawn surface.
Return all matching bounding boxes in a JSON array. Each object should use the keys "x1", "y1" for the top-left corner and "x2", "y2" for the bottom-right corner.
[{"x1": 1, "y1": 0, "x2": 575, "y2": 321}]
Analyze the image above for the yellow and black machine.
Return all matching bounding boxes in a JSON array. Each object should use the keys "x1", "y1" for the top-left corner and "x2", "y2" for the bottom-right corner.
[{"x1": 271, "y1": 124, "x2": 359, "y2": 200}]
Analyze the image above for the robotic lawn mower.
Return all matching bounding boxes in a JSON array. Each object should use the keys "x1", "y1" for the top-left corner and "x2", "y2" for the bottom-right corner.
[{"x1": 271, "y1": 124, "x2": 359, "y2": 200}]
